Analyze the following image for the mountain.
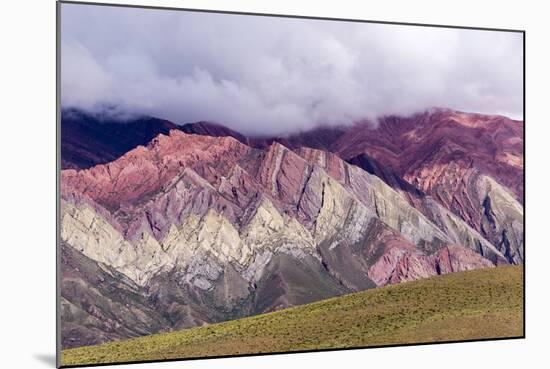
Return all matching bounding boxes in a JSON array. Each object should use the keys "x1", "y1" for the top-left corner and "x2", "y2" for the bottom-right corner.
[
  {"x1": 59, "y1": 107, "x2": 523, "y2": 350},
  {"x1": 61, "y1": 108, "x2": 180, "y2": 169},
  {"x1": 332, "y1": 109, "x2": 524, "y2": 263},
  {"x1": 61, "y1": 265, "x2": 523, "y2": 366},
  {"x1": 333, "y1": 109, "x2": 523, "y2": 201},
  {"x1": 180, "y1": 121, "x2": 348, "y2": 151},
  {"x1": 61, "y1": 108, "x2": 348, "y2": 171},
  {"x1": 163, "y1": 109, "x2": 524, "y2": 264}
]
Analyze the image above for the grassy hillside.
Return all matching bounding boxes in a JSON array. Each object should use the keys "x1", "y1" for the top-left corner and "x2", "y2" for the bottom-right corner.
[{"x1": 61, "y1": 266, "x2": 523, "y2": 367}]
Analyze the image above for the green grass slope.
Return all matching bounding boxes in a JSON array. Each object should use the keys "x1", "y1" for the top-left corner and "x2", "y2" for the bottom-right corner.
[{"x1": 61, "y1": 266, "x2": 523, "y2": 367}]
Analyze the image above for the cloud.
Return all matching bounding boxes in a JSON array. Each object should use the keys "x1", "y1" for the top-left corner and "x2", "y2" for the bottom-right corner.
[{"x1": 61, "y1": 4, "x2": 523, "y2": 136}]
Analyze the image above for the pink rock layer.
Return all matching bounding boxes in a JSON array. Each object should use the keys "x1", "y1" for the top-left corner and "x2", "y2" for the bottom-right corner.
[{"x1": 368, "y1": 245, "x2": 494, "y2": 286}]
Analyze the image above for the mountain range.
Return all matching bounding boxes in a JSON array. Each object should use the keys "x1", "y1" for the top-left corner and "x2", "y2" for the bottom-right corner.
[{"x1": 60, "y1": 107, "x2": 524, "y2": 349}]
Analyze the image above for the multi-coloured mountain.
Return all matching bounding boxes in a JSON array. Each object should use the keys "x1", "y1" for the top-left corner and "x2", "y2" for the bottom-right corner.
[{"x1": 60, "y1": 108, "x2": 523, "y2": 349}]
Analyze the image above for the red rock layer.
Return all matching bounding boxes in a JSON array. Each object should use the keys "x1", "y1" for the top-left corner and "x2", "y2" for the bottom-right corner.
[{"x1": 61, "y1": 131, "x2": 256, "y2": 210}]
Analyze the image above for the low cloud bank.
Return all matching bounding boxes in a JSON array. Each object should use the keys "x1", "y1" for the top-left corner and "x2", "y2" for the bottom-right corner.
[{"x1": 61, "y1": 4, "x2": 523, "y2": 136}]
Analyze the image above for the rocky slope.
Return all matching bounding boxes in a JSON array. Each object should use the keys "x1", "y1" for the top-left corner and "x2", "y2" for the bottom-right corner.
[
  {"x1": 156, "y1": 109, "x2": 524, "y2": 264},
  {"x1": 60, "y1": 241, "x2": 171, "y2": 348},
  {"x1": 60, "y1": 108, "x2": 523, "y2": 349},
  {"x1": 61, "y1": 266, "x2": 523, "y2": 366},
  {"x1": 333, "y1": 109, "x2": 524, "y2": 263}
]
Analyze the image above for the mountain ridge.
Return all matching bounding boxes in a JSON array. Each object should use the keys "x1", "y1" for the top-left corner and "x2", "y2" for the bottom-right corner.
[{"x1": 60, "y1": 107, "x2": 523, "y2": 350}]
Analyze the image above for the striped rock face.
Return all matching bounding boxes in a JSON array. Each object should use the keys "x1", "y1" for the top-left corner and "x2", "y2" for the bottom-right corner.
[{"x1": 60, "y1": 108, "x2": 523, "y2": 349}]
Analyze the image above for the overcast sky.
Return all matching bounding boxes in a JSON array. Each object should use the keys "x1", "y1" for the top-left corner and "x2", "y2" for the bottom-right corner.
[{"x1": 61, "y1": 3, "x2": 523, "y2": 136}]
